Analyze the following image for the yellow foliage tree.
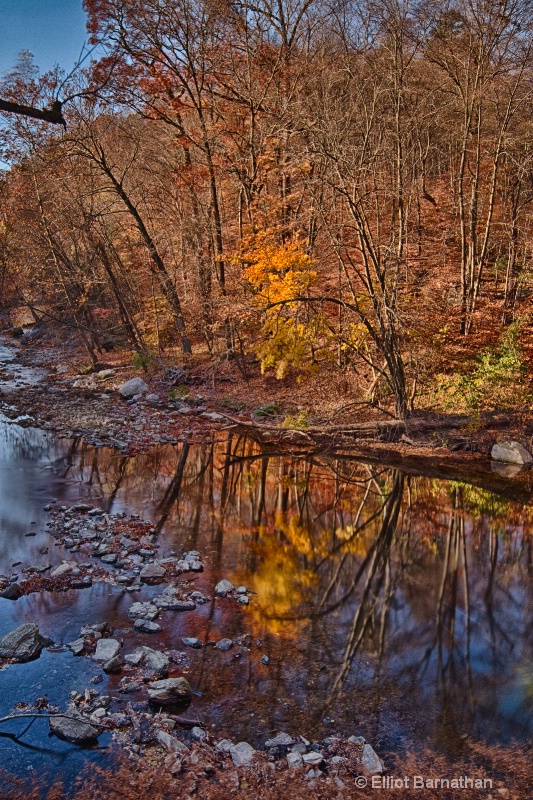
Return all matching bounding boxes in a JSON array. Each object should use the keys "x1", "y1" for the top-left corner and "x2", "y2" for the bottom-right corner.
[{"x1": 234, "y1": 233, "x2": 330, "y2": 379}]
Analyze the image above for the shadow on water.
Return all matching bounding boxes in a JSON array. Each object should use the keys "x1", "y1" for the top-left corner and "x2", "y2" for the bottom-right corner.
[{"x1": 1, "y1": 416, "x2": 533, "y2": 789}]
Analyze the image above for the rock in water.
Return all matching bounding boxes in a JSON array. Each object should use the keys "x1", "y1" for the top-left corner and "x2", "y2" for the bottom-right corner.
[
  {"x1": 118, "y1": 378, "x2": 149, "y2": 398},
  {"x1": 215, "y1": 638, "x2": 233, "y2": 651},
  {"x1": 147, "y1": 677, "x2": 191, "y2": 705},
  {"x1": 230, "y1": 741, "x2": 255, "y2": 767},
  {"x1": 0, "y1": 623, "x2": 51, "y2": 662},
  {"x1": 139, "y1": 564, "x2": 166, "y2": 584},
  {"x1": 50, "y1": 561, "x2": 75, "y2": 578},
  {"x1": 103, "y1": 655, "x2": 124, "y2": 673},
  {"x1": 182, "y1": 637, "x2": 201, "y2": 649},
  {"x1": 0, "y1": 583, "x2": 22, "y2": 600},
  {"x1": 49, "y1": 716, "x2": 99, "y2": 744},
  {"x1": 134, "y1": 619, "x2": 161, "y2": 633},
  {"x1": 214, "y1": 579, "x2": 234, "y2": 596},
  {"x1": 93, "y1": 638, "x2": 121, "y2": 662},
  {"x1": 124, "y1": 646, "x2": 169, "y2": 677},
  {"x1": 491, "y1": 440, "x2": 533, "y2": 465}
]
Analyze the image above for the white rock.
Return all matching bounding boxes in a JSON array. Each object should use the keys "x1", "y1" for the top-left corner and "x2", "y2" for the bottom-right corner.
[
  {"x1": 118, "y1": 378, "x2": 149, "y2": 398},
  {"x1": 230, "y1": 741, "x2": 255, "y2": 767},
  {"x1": 491, "y1": 440, "x2": 533, "y2": 465}
]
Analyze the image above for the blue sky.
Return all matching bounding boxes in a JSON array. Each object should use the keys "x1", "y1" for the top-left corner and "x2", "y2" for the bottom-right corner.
[{"x1": 0, "y1": 0, "x2": 89, "y2": 78}]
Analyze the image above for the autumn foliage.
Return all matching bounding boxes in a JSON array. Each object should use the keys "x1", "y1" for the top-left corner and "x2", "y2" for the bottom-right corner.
[{"x1": 2, "y1": 0, "x2": 533, "y2": 416}]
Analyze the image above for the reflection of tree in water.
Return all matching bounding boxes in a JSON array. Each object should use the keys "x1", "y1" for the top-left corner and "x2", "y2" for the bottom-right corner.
[{"x1": 61, "y1": 434, "x2": 533, "y2": 748}]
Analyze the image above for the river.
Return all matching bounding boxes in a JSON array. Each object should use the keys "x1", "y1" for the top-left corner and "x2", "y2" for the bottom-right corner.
[{"x1": 0, "y1": 342, "x2": 532, "y2": 790}]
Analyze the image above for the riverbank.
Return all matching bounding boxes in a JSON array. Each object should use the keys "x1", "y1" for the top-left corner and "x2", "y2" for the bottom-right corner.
[{"x1": 3, "y1": 329, "x2": 533, "y2": 502}]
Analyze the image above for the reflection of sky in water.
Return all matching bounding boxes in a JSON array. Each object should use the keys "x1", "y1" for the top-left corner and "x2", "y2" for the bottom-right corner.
[{"x1": 1, "y1": 342, "x2": 532, "y2": 785}]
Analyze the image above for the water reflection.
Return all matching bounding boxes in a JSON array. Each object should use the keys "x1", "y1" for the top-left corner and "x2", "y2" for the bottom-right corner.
[{"x1": 1, "y1": 429, "x2": 532, "y2": 763}]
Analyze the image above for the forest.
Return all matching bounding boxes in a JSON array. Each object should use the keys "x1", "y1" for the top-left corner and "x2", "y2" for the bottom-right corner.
[{"x1": 1, "y1": 0, "x2": 533, "y2": 424}]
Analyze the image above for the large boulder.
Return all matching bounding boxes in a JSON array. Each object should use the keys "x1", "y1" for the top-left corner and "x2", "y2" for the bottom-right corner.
[
  {"x1": 49, "y1": 715, "x2": 99, "y2": 745},
  {"x1": 147, "y1": 677, "x2": 191, "y2": 705},
  {"x1": 118, "y1": 378, "x2": 149, "y2": 398},
  {"x1": 0, "y1": 623, "x2": 51, "y2": 662},
  {"x1": 491, "y1": 440, "x2": 533, "y2": 465}
]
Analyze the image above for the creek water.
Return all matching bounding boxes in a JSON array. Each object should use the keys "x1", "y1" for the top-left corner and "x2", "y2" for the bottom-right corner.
[{"x1": 0, "y1": 343, "x2": 532, "y2": 791}]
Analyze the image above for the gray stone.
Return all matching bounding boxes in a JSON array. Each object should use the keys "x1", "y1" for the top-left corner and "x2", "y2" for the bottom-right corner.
[
  {"x1": 49, "y1": 715, "x2": 99, "y2": 744},
  {"x1": 216, "y1": 739, "x2": 233, "y2": 753},
  {"x1": 215, "y1": 638, "x2": 233, "y2": 651},
  {"x1": 125, "y1": 646, "x2": 169, "y2": 677},
  {"x1": 139, "y1": 564, "x2": 166, "y2": 583},
  {"x1": 191, "y1": 726, "x2": 207, "y2": 741},
  {"x1": 0, "y1": 623, "x2": 51, "y2": 662},
  {"x1": 93, "y1": 638, "x2": 120, "y2": 662},
  {"x1": 287, "y1": 751, "x2": 303, "y2": 769},
  {"x1": 50, "y1": 561, "x2": 75, "y2": 578},
  {"x1": 491, "y1": 440, "x2": 533, "y2": 465},
  {"x1": 214, "y1": 579, "x2": 234, "y2": 596},
  {"x1": 230, "y1": 741, "x2": 255, "y2": 767},
  {"x1": 265, "y1": 732, "x2": 294, "y2": 748},
  {"x1": 147, "y1": 677, "x2": 191, "y2": 705},
  {"x1": 146, "y1": 394, "x2": 160, "y2": 403},
  {"x1": 103, "y1": 655, "x2": 124, "y2": 673},
  {"x1": 134, "y1": 619, "x2": 161, "y2": 633},
  {"x1": 67, "y1": 637, "x2": 86, "y2": 656},
  {"x1": 348, "y1": 735, "x2": 366, "y2": 746},
  {"x1": 155, "y1": 729, "x2": 189, "y2": 754},
  {"x1": 291, "y1": 743, "x2": 308, "y2": 754},
  {"x1": 237, "y1": 595, "x2": 249, "y2": 605},
  {"x1": 302, "y1": 752, "x2": 323, "y2": 767},
  {"x1": 201, "y1": 412, "x2": 225, "y2": 422},
  {"x1": 360, "y1": 742, "x2": 384, "y2": 774},
  {"x1": 0, "y1": 583, "x2": 22, "y2": 600},
  {"x1": 118, "y1": 378, "x2": 149, "y2": 398},
  {"x1": 261, "y1": 655, "x2": 269, "y2": 665},
  {"x1": 128, "y1": 602, "x2": 159, "y2": 620},
  {"x1": 182, "y1": 637, "x2": 201, "y2": 649}
]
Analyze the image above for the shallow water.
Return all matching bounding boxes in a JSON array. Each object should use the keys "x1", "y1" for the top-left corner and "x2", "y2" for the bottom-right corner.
[{"x1": 0, "y1": 346, "x2": 532, "y2": 789}]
